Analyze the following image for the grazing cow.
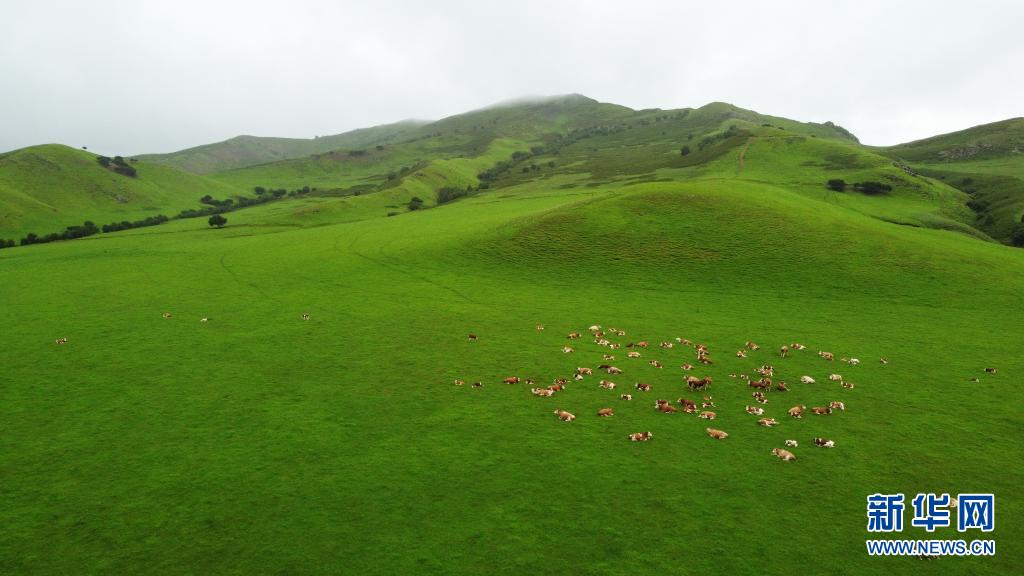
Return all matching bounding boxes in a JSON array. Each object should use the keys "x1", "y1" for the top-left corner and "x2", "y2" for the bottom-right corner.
[
  {"x1": 772, "y1": 448, "x2": 797, "y2": 461},
  {"x1": 758, "y1": 418, "x2": 779, "y2": 427},
  {"x1": 620, "y1": 394, "x2": 633, "y2": 401},
  {"x1": 535, "y1": 324, "x2": 545, "y2": 331},
  {"x1": 567, "y1": 332, "x2": 581, "y2": 340},
  {"x1": 706, "y1": 428, "x2": 729, "y2": 440},
  {"x1": 553, "y1": 409, "x2": 576, "y2": 422},
  {"x1": 841, "y1": 381, "x2": 855, "y2": 389},
  {"x1": 879, "y1": 357, "x2": 889, "y2": 365},
  {"x1": 597, "y1": 408, "x2": 614, "y2": 417},
  {"x1": 467, "y1": 332, "x2": 476, "y2": 341},
  {"x1": 532, "y1": 387, "x2": 554, "y2": 397},
  {"x1": 800, "y1": 376, "x2": 816, "y2": 384},
  {"x1": 503, "y1": 377, "x2": 521, "y2": 384},
  {"x1": 635, "y1": 383, "x2": 652, "y2": 392},
  {"x1": 813, "y1": 437, "x2": 835, "y2": 448},
  {"x1": 788, "y1": 405, "x2": 806, "y2": 418},
  {"x1": 471, "y1": 381, "x2": 484, "y2": 388},
  {"x1": 779, "y1": 345, "x2": 789, "y2": 358},
  {"x1": 606, "y1": 366, "x2": 623, "y2": 375},
  {"x1": 736, "y1": 350, "x2": 747, "y2": 359},
  {"x1": 752, "y1": 392, "x2": 768, "y2": 404},
  {"x1": 785, "y1": 439, "x2": 799, "y2": 448},
  {"x1": 745, "y1": 341, "x2": 760, "y2": 351},
  {"x1": 55, "y1": 337, "x2": 68, "y2": 344},
  {"x1": 984, "y1": 367, "x2": 997, "y2": 374},
  {"x1": 678, "y1": 398, "x2": 698, "y2": 413},
  {"x1": 680, "y1": 363, "x2": 694, "y2": 371},
  {"x1": 603, "y1": 354, "x2": 615, "y2": 361},
  {"x1": 811, "y1": 406, "x2": 832, "y2": 415},
  {"x1": 628, "y1": 431, "x2": 653, "y2": 442},
  {"x1": 819, "y1": 351, "x2": 834, "y2": 361},
  {"x1": 627, "y1": 351, "x2": 641, "y2": 358},
  {"x1": 828, "y1": 374, "x2": 843, "y2": 382},
  {"x1": 775, "y1": 381, "x2": 789, "y2": 392},
  {"x1": 657, "y1": 402, "x2": 678, "y2": 414},
  {"x1": 698, "y1": 411, "x2": 716, "y2": 420},
  {"x1": 791, "y1": 343, "x2": 807, "y2": 350},
  {"x1": 562, "y1": 346, "x2": 574, "y2": 354},
  {"x1": 649, "y1": 360, "x2": 663, "y2": 369},
  {"x1": 829, "y1": 401, "x2": 846, "y2": 411},
  {"x1": 599, "y1": 380, "x2": 617, "y2": 390},
  {"x1": 162, "y1": 312, "x2": 173, "y2": 319},
  {"x1": 686, "y1": 376, "x2": 712, "y2": 391},
  {"x1": 453, "y1": 379, "x2": 465, "y2": 386},
  {"x1": 745, "y1": 405, "x2": 765, "y2": 416}
]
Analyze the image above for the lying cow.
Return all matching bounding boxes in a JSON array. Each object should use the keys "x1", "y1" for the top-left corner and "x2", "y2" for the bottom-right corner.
[
  {"x1": 567, "y1": 332, "x2": 581, "y2": 340},
  {"x1": 678, "y1": 398, "x2": 697, "y2": 413},
  {"x1": 606, "y1": 366, "x2": 623, "y2": 375},
  {"x1": 680, "y1": 363, "x2": 694, "y2": 371},
  {"x1": 599, "y1": 380, "x2": 617, "y2": 390},
  {"x1": 597, "y1": 408, "x2": 614, "y2": 417},
  {"x1": 811, "y1": 406, "x2": 832, "y2": 415},
  {"x1": 649, "y1": 360, "x2": 663, "y2": 369},
  {"x1": 531, "y1": 387, "x2": 554, "y2": 397},
  {"x1": 453, "y1": 379, "x2": 465, "y2": 386},
  {"x1": 819, "y1": 351, "x2": 834, "y2": 361},
  {"x1": 576, "y1": 367, "x2": 593, "y2": 376},
  {"x1": 635, "y1": 383, "x2": 652, "y2": 392},
  {"x1": 562, "y1": 346, "x2": 574, "y2": 354},
  {"x1": 698, "y1": 411, "x2": 717, "y2": 420},
  {"x1": 984, "y1": 367, "x2": 997, "y2": 374},
  {"x1": 785, "y1": 439, "x2": 799, "y2": 447},
  {"x1": 162, "y1": 312, "x2": 173, "y2": 319},
  {"x1": 752, "y1": 392, "x2": 768, "y2": 404},
  {"x1": 814, "y1": 437, "x2": 835, "y2": 448},
  {"x1": 828, "y1": 374, "x2": 843, "y2": 382},
  {"x1": 503, "y1": 377, "x2": 521, "y2": 384},
  {"x1": 656, "y1": 402, "x2": 678, "y2": 414},
  {"x1": 706, "y1": 428, "x2": 729, "y2": 440},
  {"x1": 758, "y1": 418, "x2": 779, "y2": 427},
  {"x1": 842, "y1": 381, "x2": 855, "y2": 389},
  {"x1": 775, "y1": 381, "x2": 789, "y2": 392},
  {"x1": 745, "y1": 405, "x2": 765, "y2": 416},
  {"x1": 800, "y1": 376, "x2": 816, "y2": 384},
  {"x1": 553, "y1": 409, "x2": 575, "y2": 422},
  {"x1": 627, "y1": 351, "x2": 641, "y2": 358},
  {"x1": 628, "y1": 431, "x2": 652, "y2": 442},
  {"x1": 471, "y1": 382, "x2": 483, "y2": 388},
  {"x1": 55, "y1": 337, "x2": 68, "y2": 344},
  {"x1": 788, "y1": 405, "x2": 806, "y2": 418},
  {"x1": 772, "y1": 448, "x2": 797, "y2": 461},
  {"x1": 620, "y1": 394, "x2": 633, "y2": 401},
  {"x1": 829, "y1": 401, "x2": 846, "y2": 411}
]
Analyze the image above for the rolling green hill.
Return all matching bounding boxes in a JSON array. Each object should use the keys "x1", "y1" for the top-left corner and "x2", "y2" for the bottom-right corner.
[
  {"x1": 136, "y1": 120, "x2": 425, "y2": 174},
  {"x1": 0, "y1": 144, "x2": 242, "y2": 241},
  {"x1": 1, "y1": 96, "x2": 1022, "y2": 575},
  {"x1": 880, "y1": 118, "x2": 1024, "y2": 243}
]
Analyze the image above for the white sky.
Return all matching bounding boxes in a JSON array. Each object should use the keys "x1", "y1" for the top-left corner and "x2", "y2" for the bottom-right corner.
[{"x1": 1, "y1": 0, "x2": 1021, "y2": 155}]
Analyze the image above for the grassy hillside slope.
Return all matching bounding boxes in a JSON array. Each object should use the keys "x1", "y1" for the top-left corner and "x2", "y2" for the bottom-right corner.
[
  {"x1": 0, "y1": 144, "x2": 241, "y2": 240},
  {"x1": 137, "y1": 120, "x2": 425, "y2": 174},
  {"x1": 880, "y1": 119, "x2": 1024, "y2": 242},
  {"x1": 1, "y1": 171, "x2": 1021, "y2": 575}
]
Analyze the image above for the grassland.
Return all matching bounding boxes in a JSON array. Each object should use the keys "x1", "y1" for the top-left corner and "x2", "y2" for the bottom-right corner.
[{"x1": 1, "y1": 97, "x2": 1022, "y2": 575}]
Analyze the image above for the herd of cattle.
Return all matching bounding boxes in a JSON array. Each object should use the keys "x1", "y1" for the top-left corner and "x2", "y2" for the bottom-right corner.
[{"x1": 455, "y1": 323, "x2": 874, "y2": 462}]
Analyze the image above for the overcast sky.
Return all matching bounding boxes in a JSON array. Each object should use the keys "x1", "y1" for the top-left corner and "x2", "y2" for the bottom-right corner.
[{"x1": 1, "y1": 0, "x2": 1021, "y2": 155}]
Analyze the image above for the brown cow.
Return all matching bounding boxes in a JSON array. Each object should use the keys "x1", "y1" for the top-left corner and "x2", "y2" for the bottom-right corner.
[
  {"x1": 553, "y1": 409, "x2": 575, "y2": 422},
  {"x1": 984, "y1": 367, "x2": 997, "y2": 374},
  {"x1": 562, "y1": 346, "x2": 574, "y2": 354},
  {"x1": 597, "y1": 408, "x2": 614, "y2": 417},
  {"x1": 698, "y1": 411, "x2": 717, "y2": 420},
  {"x1": 547, "y1": 384, "x2": 566, "y2": 392},
  {"x1": 752, "y1": 392, "x2": 768, "y2": 404},
  {"x1": 576, "y1": 367, "x2": 593, "y2": 376},
  {"x1": 649, "y1": 360, "x2": 663, "y2": 369},
  {"x1": 842, "y1": 381, "x2": 856, "y2": 389},
  {"x1": 779, "y1": 345, "x2": 789, "y2": 358},
  {"x1": 745, "y1": 405, "x2": 764, "y2": 415},
  {"x1": 814, "y1": 437, "x2": 835, "y2": 448},
  {"x1": 811, "y1": 406, "x2": 832, "y2": 415},
  {"x1": 606, "y1": 366, "x2": 623, "y2": 375},
  {"x1": 678, "y1": 398, "x2": 698, "y2": 413},
  {"x1": 680, "y1": 363, "x2": 694, "y2": 371},
  {"x1": 656, "y1": 402, "x2": 678, "y2": 414},
  {"x1": 471, "y1": 381, "x2": 483, "y2": 388},
  {"x1": 453, "y1": 379, "x2": 465, "y2": 386},
  {"x1": 746, "y1": 341, "x2": 761, "y2": 351},
  {"x1": 772, "y1": 448, "x2": 796, "y2": 461},
  {"x1": 599, "y1": 380, "x2": 617, "y2": 390},
  {"x1": 503, "y1": 377, "x2": 521, "y2": 384},
  {"x1": 532, "y1": 387, "x2": 554, "y2": 397},
  {"x1": 775, "y1": 381, "x2": 789, "y2": 392},
  {"x1": 819, "y1": 351, "x2": 834, "y2": 361},
  {"x1": 758, "y1": 418, "x2": 779, "y2": 427},
  {"x1": 55, "y1": 337, "x2": 68, "y2": 344},
  {"x1": 567, "y1": 332, "x2": 581, "y2": 340},
  {"x1": 627, "y1": 351, "x2": 641, "y2": 358},
  {"x1": 706, "y1": 428, "x2": 729, "y2": 440},
  {"x1": 628, "y1": 431, "x2": 652, "y2": 442},
  {"x1": 635, "y1": 382, "x2": 652, "y2": 392},
  {"x1": 788, "y1": 405, "x2": 806, "y2": 418},
  {"x1": 620, "y1": 394, "x2": 633, "y2": 401},
  {"x1": 467, "y1": 332, "x2": 476, "y2": 341},
  {"x1": 829, "y1": 401, "x2": 846, "y2": 411}
]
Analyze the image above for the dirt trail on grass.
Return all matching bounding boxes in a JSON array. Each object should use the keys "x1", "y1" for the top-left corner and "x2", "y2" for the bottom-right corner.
[{"x1": 737, "y1": 140, "x2": 751, "y2": 174}]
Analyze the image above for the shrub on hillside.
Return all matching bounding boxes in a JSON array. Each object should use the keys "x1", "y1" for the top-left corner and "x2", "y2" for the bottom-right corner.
[
  {"x1": 680, "y1": 145, "x2": 691, "y2": 156},
  {"x1": 1012, "y1": 224, "x2": 1024, "y2": 247},
  {"x1": 826, "y1": 179, "x2": 847, "y2": 192},
  {"x1": 853, "y1": 181, "x2": 892, "y2": 195},
  {"x1": 408, "y1": 196, "x2": 425, "y2": 211},
  {"x1": 436, "y1": 187, "x2": 468, "y2": 205},
  {"x1": 208, "y1": 214, "x2": 228, "y2": 228},
  {"x1": 0, "y1": 238, "x2": 15, "y2": 249}
]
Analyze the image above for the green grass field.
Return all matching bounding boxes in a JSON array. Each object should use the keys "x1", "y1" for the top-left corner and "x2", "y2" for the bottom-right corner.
[{"x1": 2, "y1": 97, "x2": 1022, "y2": 575}]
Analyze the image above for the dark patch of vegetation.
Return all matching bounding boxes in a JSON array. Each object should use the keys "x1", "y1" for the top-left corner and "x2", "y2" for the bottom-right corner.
[
  {"x1": 208, "y1": 214, "x2": 227, "y2": 228},
  {"x1": 20, "y1": 221, "x2": 100, "y2": 246},
  {"x1": 436, "y1": 187, "x2": 469, "y2": 205},
  {"x1": 96, "y1": 155, "x2": 137, "y2": 177},
  {"x1": 679, "y1": 145, "x2": 691, "y2": 156},
  {"x1": 852, "y1": 181, "x2": 892, "y2": 195},
  {"x1": 1012, "y1": 224, "x2": 1024, "y2": 247},
  {"x1": 408, "y1": 196, "x2": 425, "y2": 211},
  {"x1": 826, "y1": 179, "x2": 847, "y2": 192},
  {"x1": 0, "y1": 238, "x2": 16, "y2": 249},
  {"x1": 101, "y1": 214, "x2": 169, "y2": 233}
]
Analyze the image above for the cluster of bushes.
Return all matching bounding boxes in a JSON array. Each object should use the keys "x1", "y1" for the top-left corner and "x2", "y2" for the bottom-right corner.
[
  {"x1": 408, "y1": 196, "x2": 425, "y2": 211},
  {"x1": 101, "y1": 214, "x2": 169, "y2": 233},
  {"x1": 825, "y1": 179, "x2": 893, "y2": 195},
  {"x1": 97, "y1": 155, "x2": 138, "y2": 177},
  {"x1": 698, "y1": 125, "x2": 741, "y2": 151},
  {"x1": 20, "y1": 221, "x2": 100, "y2": 246},
  {"x1": 0, "y1": 239, "x2": 16, "y2": 249},
  {"x1": 436, "y1": 187, "x2": 469, "y2": 205}
]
